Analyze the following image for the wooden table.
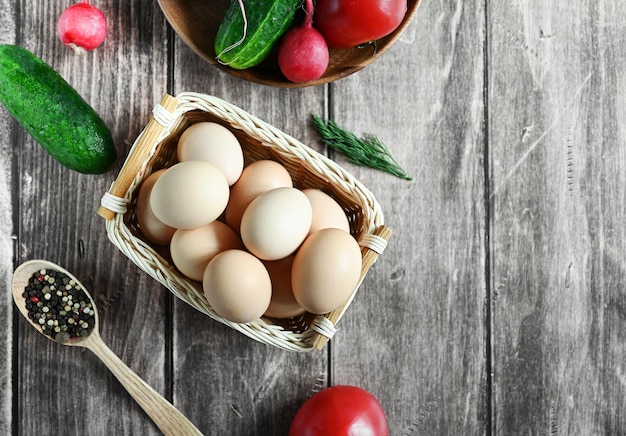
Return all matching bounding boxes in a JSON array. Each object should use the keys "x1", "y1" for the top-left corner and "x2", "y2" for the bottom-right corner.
[{"x1": 1, "y1": 1, "x2": 625, "y2": 434}]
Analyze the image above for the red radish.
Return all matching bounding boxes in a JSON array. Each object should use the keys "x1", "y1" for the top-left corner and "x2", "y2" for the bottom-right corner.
[
  {"x1": 277, "y1": 0, "x2": 329, "y2": 83},
  {"x1": 57, "y1": 1, "x2": 107, "y2": 54}
]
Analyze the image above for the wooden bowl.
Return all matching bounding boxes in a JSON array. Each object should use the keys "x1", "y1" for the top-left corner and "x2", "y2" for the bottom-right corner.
[{"x1": 157, "y1": 0, "x2": 420, "y2": 88}]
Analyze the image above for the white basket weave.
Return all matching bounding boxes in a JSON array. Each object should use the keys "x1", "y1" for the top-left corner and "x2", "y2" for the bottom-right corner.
[{"x1": 99, "y1": 92, "x2": 391, "y2": 351}]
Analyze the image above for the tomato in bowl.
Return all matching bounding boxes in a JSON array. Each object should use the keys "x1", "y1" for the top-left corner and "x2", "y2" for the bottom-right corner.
[{"x1": 157, "y1": 0, "x2": 420, "y2": 87}]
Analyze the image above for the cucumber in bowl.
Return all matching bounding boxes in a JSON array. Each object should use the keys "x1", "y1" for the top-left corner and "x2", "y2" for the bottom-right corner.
[
  {"x1": 0, "y1": 44, "x2": 116, "y2": 174},
  {"x1": 214, "y1": 0, "x2": 300, "y2": 70}
]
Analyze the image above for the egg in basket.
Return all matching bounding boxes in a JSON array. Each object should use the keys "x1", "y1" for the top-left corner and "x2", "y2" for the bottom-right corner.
[{"x1": 99, "y1": 93, "x2": 391, "y2": 351}]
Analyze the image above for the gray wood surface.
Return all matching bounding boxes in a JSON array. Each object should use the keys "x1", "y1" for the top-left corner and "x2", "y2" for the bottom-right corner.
[
  {"x1": 490, "y1": 2, "x2": 626, "y2": 434},
  {"x1": 0, "y1": 0, "x2": 624, "y2": 435}
]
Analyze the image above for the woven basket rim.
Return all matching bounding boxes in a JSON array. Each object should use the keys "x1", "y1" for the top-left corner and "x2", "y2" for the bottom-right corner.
[{"x1": 101, "y1": 92, "x2": 390, "y2": 352}]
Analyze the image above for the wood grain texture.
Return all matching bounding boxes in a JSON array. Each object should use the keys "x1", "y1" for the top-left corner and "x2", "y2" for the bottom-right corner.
[
  {"x1": 489, "y1": 1, "x2": 626, "y2": 434},
  {"x1": 329, "y1": 0, "x2": 488, "y2": 434},
  {"x1": 0, "y1": 2, "x2": 16, "y2": 435},
  {"x1": 9, "y1": 1, "x2": 172, "y2": 435},
  {"x1": 169, "y1": 38, "x2": 330, "y2": 435},
  {"x1": 2, "y1": 0, "x2": 625, "y2": 434}
]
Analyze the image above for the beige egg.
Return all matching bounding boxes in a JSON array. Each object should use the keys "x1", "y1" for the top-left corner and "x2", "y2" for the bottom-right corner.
[
  {"x1": 203, "y1": 249, "x2": 272, "y2": 323},
  {"x1": 292, "y1": 228, "x2": 362, "y2": 315},
  {"x1": 240, "y1": 187, "x2": 312, "y2": 261},
  {"x1": 135, "y1": 169, "x2": 176, "y2": 246},
  {"x1": 170, "y1": 221, "x2": 243, "y2": 281},
  {"x1": 263, "y1": 255, "x2": 306, "y2": 319},
  {"x1": 302, "y1": 188, "x2": 350, "y2": 235},
  {"x1": 225, "y1": 160, "x2": 293, "y2": 233},
  {"x1": 177, "y1": 122, "x2": 244, "y2": 186},
  {"x1": 150, "y1": 160, "x2": 230, "y2": 229}
]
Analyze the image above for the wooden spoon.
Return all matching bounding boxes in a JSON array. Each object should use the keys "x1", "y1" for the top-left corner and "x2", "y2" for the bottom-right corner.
[{"x1": 12, "y1": 259, "x2": 203, "y2": 436}]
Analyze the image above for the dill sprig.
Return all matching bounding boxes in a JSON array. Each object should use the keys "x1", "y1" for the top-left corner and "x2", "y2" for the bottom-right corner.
[{"x1": 311, "y1": 115, "x2": 412, "y2": 180}]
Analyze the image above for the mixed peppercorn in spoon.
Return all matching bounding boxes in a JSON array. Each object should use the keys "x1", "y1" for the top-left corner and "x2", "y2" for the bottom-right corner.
[
  {"x1": 22, "y1": 268, "x2": 96, "y2": 343},
  {"x1": 12, "y1": 259, "x2": 203, "y2": 435}
]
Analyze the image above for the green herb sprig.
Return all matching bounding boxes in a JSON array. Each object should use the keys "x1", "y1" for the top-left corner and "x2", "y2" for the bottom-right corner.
[{"x1": 311, "y1": 115, "x2": 412, "y2": 180}]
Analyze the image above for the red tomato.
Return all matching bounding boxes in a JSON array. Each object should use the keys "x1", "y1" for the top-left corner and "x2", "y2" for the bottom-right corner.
[
  {"x1": 314, "y1": 0, "x2": 407, "y2": 49},
  {"x1": 288, "y1": 385, "x2": 389, "y2": 436}
]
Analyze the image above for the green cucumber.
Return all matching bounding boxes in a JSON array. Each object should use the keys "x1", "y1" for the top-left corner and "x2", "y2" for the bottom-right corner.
[
  {"x1": 0, "y1": 44, "x2": 116, "y2": 174},
  {"x1": 215, "y1": 0, "x2": 300, "y2": 69}
]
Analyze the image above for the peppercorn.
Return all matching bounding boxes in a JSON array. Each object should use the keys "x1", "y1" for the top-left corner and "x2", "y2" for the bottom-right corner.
[{"x1": 22, "y1": 269, "x2": 96, "y2": 342}]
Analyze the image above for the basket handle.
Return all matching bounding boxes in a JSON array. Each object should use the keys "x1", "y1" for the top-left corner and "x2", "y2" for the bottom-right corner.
[
  {"x1": 97, "y1": 94, "x2": 179, "y2": 220},
  {"x1": 310, "y1": 224, "x2": 393, "y2": 350}
]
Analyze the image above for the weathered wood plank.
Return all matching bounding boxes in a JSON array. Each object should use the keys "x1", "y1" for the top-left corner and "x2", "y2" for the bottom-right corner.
[
  {"x1": 6, "y1": 0, "x2": 626, "y2": 433},
  {"x1": 489, "y1": 1, "x2": 626, "y2": 433},
  {"x1": 169, "y1": 37, "x2": 331, "y2": 434},
  {"x1": 11, "y1": 1, "x2": 171, "y2": 434},
  {"x1": 328, "y1": 0, "x2": 488, "y2": 434},
  {"x1": 0, "y1": 1, "x2": 17, "y2": 434}
]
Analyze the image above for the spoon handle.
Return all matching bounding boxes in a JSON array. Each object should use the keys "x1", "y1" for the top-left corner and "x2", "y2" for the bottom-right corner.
[{"x1": 86, "y1": 335, "x2": 203, "y2": 436}]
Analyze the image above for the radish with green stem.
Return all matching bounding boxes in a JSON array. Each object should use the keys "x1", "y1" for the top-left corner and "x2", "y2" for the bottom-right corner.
[
  {"x1": 278, "y1": 0, "x2": 329, "y2": 83},
  {"x1": 57, "y1": 1, "x2": 108, "y2": 54}
]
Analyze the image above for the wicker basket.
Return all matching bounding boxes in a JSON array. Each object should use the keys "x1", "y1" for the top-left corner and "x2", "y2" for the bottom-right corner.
[{"x1": 98, "y1": 92, "x2": 391, "y2": 352}]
